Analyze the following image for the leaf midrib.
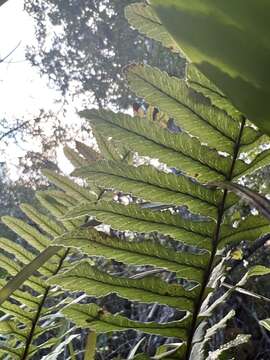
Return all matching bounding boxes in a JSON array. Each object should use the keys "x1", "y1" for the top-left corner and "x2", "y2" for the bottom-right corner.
[
  {"x1": 58, "y1": 272, "x2": 194, "y2": 304},
  {"x1": 73, "y1": 308, "x2": 187, "y2": 330},
  {"x1": 92, "y1": 206, "x2": 212, "y2": 246},
  {"x1": 86, "y1": 167, "x2": 217, "y2": 208},
  {"x1": 61, "y1": 233, "x2": 205, "y2": 275},
  {"x1": 92, "y1": 116, "x2": 227, "y2": 178},
  {"x1": 21, "y1": 249, "x2": 70, "y2": 360},
  {"x1": 185, "y1": 117, "x2": 246, "y2": 359}
]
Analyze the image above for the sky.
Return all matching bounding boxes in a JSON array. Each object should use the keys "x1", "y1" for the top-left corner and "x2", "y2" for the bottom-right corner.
[
  {"x1": 0, "y1": 0, "x2": 78, "y2": 178},
  {"x1": 0, "y1": 0, "x2": 61, "y2": 119}
]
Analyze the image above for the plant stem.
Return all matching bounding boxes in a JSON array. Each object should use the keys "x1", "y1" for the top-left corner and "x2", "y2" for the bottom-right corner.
[
  {"x1": 21, "y1": 249, "x2": 69, "y2": 359},
  {"x1": 185, "y1": 117, "x2": 246, "y2": 359}
]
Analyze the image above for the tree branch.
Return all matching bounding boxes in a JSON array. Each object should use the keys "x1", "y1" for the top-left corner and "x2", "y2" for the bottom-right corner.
[
  {"x1": 0, "y1": 119, "x2": 30, "y2": 142},
  {"x1": 0, "y1": 41, "x2": 21, "y2": 63}
]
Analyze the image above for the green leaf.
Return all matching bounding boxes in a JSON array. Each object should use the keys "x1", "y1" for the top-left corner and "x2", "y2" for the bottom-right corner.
[
  {"x1": 42, "y1": 169, "x2": 95, "y2": 202},
  {"x1": 0, "y1": 280, "x2": 40, "y2": 309},
  {"x1": 50, "y1": 261, "x2": 195, "y2": 311},
  {"x1": 0, "y1": 237, "x2": 56, "y2": 277},
  {"x1": 20, "y1": 203, "x2": 64, "y2": 237},
  {"x1": 93, "y1": 131, "x2": 125, "y2": 161},
  {"x1": 0, "y1": 301, "x2": 34, "y2": 323},
  {"x1": 234, "y1": 148, "x2": 270, "y2": 180},
  {"x1": 0, "y1": 320, "x2": 27, "y2": 340},
  {"x1": 55, "y1": 228, "x2": 204, "y2": 283},
  {"x1": 64, "y1": 201, "x2": 212, "y2": 267},
  {"x1": 248, "y1": 265, "x2": 270, "y2": 278},
  {"x1": 62, "y1": 303, "x2": 190, "y2": 339},
  {"x1": 187, "y1": 64, "x2": 241, "y2": 121},
  {"x1": 75, "y1": 140, "x2": 100, "y2": 161},
  {"x1": 0, "y1": 192, "x2": 75, "y2": 357},
  {"x1": 2, "y1": 216, "x2": 51, "y2": 251},
  {"x1": 187, "y1": 65, "x2": 262, "y2": 147},
  {"x1": 64, "y1": 146, "x2": 89, "y2": 168},
  {"x1": 219, "y1": 227, "x2": 270, "y2": 251},
  {"x1": 0, "y1": 346, "x2": 22, "y2": 359},
  {"x1": 150, "y1": 0, "x2": 270, "y2": 135},
  {"x1": 73, "y1": 160, "x2": 220, "y2": 218},
  {"x1": 66, "y1": 200, "x2": 214, "y2": 237},
  {"x1": 36, "y1": 191, "x2": 81, "y2": 230}
]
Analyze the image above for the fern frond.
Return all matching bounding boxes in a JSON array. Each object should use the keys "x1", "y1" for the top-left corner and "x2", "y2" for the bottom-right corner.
[
  {"x1": 67, "y1": 61, "x2": 269, "y2": 357},
  {"x1": 41, "y1": 66, "x2": 269, "y2": 358},
  {"x1": 0, "y1": 199, "x2": 74, "y2": 358}
]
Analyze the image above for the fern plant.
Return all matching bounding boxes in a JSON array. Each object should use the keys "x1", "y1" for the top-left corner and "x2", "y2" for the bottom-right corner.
[
  {"x1": 0, "y1": 176, "x2": 95, "y2": 359},
  {"x1": 1, "y1": 2, "x2": 270, "y2": 359}
]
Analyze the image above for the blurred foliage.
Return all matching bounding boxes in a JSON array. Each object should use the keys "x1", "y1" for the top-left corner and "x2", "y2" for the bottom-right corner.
[{"x1": 151, "y1": 0, "x2": 270, "y2": 136}]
